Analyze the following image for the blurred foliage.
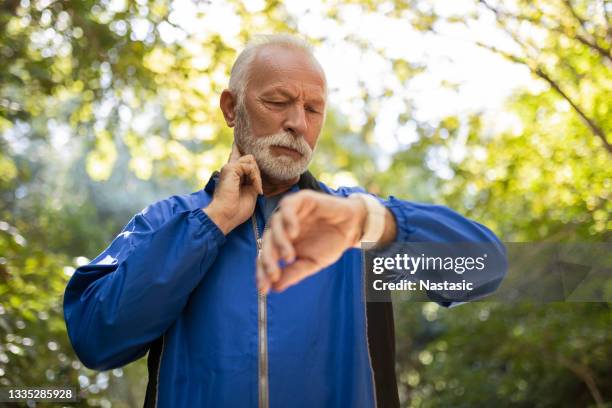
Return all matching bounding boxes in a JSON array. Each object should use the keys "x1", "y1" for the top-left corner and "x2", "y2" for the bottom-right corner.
[{"x1": 0, "y1": 0, "x2": 610, "y2": 407}]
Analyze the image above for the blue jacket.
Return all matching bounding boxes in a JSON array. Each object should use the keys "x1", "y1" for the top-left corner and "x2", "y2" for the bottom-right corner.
[{"x1": 63, "y1": 171, "x2": 506, "y2": 407}]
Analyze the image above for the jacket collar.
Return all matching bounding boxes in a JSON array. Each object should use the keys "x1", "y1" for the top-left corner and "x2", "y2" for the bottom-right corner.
[{"x1": 204, "y1": 170, "x2": 325, "y2": 195}]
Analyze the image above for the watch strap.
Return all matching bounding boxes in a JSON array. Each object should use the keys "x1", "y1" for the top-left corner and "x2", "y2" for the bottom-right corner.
[{"x1": 349, "y1": 193, "x2": 386, "y2": 248}]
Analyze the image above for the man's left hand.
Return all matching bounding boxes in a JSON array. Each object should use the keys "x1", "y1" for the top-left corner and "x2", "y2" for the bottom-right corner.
[{"x1": 257, "y1": 190, "x2": 369, "y2": 294}]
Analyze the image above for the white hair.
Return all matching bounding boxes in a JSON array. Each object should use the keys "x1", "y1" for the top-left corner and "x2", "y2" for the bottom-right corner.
[{"x1": 228, "y1": 34, "x2": 327, "y2": 105}]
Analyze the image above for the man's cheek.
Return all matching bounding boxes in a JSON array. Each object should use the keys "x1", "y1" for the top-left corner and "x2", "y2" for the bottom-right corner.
[{"x1": 252, "y1": 121, "x2": 282, "y2": 138}]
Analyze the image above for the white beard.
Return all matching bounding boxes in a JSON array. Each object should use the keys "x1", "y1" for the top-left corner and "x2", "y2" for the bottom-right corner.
[{"x1": 234, "y1": 102, "x2": 315, "y2": 181}]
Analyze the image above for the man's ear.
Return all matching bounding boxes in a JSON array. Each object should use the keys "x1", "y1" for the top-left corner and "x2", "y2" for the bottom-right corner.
[{"x1": 220, "y1": 89, "x2": 237, "y2": 127}]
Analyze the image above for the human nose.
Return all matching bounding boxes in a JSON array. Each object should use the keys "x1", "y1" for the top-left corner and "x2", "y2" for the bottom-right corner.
[{"x1": 283, "y1": 104, "x2": 307, "y2": 137}]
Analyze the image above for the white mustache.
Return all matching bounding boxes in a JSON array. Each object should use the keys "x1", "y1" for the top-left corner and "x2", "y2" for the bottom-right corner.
[{"x1": 258, "y1": 131, "x2": 312, "y2": 157}]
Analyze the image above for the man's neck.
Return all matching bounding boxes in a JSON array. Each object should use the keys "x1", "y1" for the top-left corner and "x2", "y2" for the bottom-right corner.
[{"x1": 262, "y1": 173, "x2": 299, "y2": 197}]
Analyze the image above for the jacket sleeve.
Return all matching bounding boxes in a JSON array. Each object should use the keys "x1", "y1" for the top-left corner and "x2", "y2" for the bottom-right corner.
[
  {"x1": 381, "y1": 195, "x2": 507, "y2": 307},
  {"x1": 63, "y1": 204, "x2": 225, "y2": 370}
]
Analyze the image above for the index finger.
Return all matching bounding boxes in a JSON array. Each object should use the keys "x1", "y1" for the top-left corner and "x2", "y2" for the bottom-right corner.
[{"x1": 228, "y1": 142, "x2": 242, "y2": 163}]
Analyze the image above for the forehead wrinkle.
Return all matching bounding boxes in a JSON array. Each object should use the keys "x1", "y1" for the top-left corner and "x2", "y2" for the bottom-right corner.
[
  {"x1": 252, "y1": 76, "x2": 326, "y2": 106},
  {"x1": 261, "y1": 83, "x2": 325, "y2": 102}
]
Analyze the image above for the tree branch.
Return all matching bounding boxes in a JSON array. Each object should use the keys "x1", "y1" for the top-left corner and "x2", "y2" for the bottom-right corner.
[
  {"x1": 534, "y1": 68, "x2": 611, "y2": 154},
  {"x1": 476, "y1": 0, "x2": 611, "y2": 154},
  {"x1": 563, "y1": 0, "x2": 588, "y2": 33},
  {"x1": 557, "y1": 355, "x2": 605, "y2": 408},
  {"x1": 573, "y1": 33, "x2": 612, "y2": 63},
  {"x1": 480, "y1": 0, "x2": 611, "y2": 63},
  {"x1": 474, "y1": 42, "x2": 611, "y2": 154}
]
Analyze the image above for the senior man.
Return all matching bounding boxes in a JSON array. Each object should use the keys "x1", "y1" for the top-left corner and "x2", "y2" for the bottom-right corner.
[{"x1": 64, "y1": 34, "x2": 505, "y2": 408}]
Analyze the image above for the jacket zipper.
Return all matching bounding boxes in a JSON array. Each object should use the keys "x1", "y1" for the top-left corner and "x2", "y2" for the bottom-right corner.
[
  {"x1": 251, "y1": 214, "x2": 269, "y2": 408},
  {"x1": 250, "y1": 202, "x2": 377, "y2": 407}
]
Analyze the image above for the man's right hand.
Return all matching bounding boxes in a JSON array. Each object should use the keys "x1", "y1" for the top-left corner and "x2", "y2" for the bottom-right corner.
[{"x1": 204, "y1": 143, "x2": 263, "y2": 235}]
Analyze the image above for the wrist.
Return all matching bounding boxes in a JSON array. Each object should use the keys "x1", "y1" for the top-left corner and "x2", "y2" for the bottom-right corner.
[
  {"x1": 348, "y1": 195, "x2": 368, "y2": 246},
  {"x1": 203, "y1": 203, "x2": 232, "y2": 235}
]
